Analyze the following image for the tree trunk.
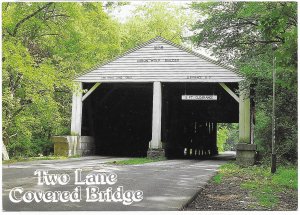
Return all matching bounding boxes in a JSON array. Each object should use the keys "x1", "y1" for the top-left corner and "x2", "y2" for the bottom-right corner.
[{"x1": 2, "y1": 141, "x2": 10, "y2": 160}]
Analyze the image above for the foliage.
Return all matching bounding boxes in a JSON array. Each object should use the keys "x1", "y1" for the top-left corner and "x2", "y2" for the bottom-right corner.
[
  {"x1": 217, "y1": 123, "x2": 238, "y2": 152},
  {"x1": 2, "y1": 2, "x2": 123, "y2": 157},
  {"x1": 190, "y1": 2, "x2": 297, "y2": 162},
  {"x1": 224, "y1": 123, "x2": 239, "y2": 150},
  {"x1": 120, "y1": 2, "x2": 192, "y2": 49},
  {"x1": 2, "y1": 2, "x2": 189, "y2": 158},
  {"x1": 217, "y1": 125, "x2": 229, "y2": 152}
]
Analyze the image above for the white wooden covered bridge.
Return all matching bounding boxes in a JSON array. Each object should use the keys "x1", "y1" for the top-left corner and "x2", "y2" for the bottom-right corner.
[{"x1": 53, "y1": 36, "x2": 256, "y2": 166}]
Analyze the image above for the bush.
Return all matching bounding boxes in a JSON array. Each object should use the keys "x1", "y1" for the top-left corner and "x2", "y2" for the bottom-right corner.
[{"x1": 7, "y1": 135, "x2": 54, "y2": 158}]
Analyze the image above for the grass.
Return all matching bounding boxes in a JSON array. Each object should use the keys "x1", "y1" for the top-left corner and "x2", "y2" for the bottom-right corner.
[
  {"x1": 214, "y1": 162, "x2": 297, "y2": 209},
  {"x1": 2, "y1": 155, "x2": 69, "y2": 164},
  {"x1": 272, "y1": 167, "x2": 298, "y2": 190},
  {"x1": 107, "y1": 157, "x2": 165, "y2": 165},
  {"x1": 213, "y1": 173, "x2": 223, "y2": 184}
]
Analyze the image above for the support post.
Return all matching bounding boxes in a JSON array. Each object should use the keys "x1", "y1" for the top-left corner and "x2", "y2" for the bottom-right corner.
[
  {"x1": 239, "y1": 89, "x2": 251, "y2": 143},
  {"x1": 211, "y1": 122, "x2": 218, "y2": 156},
  {"x1": 148, "y1": 81, "x2": 165, "y2": 158},
  {"x1": 71, "y1": 82, "x2": 83, "y2": 136},
  {"x1": 82, "y1": 82, "x2": 101, "y2": 102},
  {"x1": 236, "y1": 84, "x2": 256, "y2": 166},
  {"x1": 219, "y1": 83, "x2": 239, "y2": 102}
]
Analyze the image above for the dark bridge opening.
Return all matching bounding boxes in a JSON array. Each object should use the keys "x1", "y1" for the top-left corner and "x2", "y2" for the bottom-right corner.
[
  {"x1": 81, "y1": 82, "x2": 238, "y2": 158},
  {"x1": 161, "y1": 83, "x2": 239, "y2": 159},
  {"x1": 81, "y1": 83, "x2": 153, "y2": 157}
]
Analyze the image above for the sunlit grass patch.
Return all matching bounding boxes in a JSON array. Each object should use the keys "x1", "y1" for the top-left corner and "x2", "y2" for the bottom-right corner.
[
  {"x1": 107, "y1": 157, "x2": 165, "y2": 165},
  {"x1": 272, "y1": 166, "x2": 297, "y2": 190},
  {"x1": 241, "y1": 181, "x2": 259, "y2": 190},
  {"x1": 213, "y1": 173, "x2": 223, "y2": 184},
  {"x1": 251, "y1": 186, "x2": 279, "y2": 208}
]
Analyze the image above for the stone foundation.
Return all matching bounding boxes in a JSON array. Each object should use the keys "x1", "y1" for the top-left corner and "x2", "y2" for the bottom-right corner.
[
  {"x1": 147, "y1": 148, "x2": 165, "y2": 159},
  {"x1": 52, "y1": 136, "x2": 95, "y2": 157},
  {"x1": 236, "y1": 143, "x2": 257, "y2": 166},
  {"x1": 77, "y1": 136, "x2": 95, "y2": 156}
]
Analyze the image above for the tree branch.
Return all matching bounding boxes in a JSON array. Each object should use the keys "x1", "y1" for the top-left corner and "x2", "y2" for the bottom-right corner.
[
  {"x1": 39, "y1": 33, "x2": 60, "y2": 37},
  {"x1": 10, "y1": 2, "x2": 53, "y2": 37}
]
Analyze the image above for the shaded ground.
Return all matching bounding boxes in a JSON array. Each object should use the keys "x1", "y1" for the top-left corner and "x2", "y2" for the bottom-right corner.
[{"x1": 184, "y1": 165, "x2": 298, "y2": 211}]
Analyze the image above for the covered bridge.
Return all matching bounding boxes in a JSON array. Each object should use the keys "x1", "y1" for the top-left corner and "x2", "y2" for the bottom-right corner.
[{"x1": 53, "y1": 36, "x2": 256, "y2": 166}]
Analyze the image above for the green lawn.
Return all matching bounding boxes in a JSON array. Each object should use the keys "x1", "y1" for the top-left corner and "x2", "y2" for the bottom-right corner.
[
  {"x1": 214, "y1": 162, "x2": 298, "y2": 208},
  {"x1": 107, "y1": 157, "x2": 165, "y2": 165}
]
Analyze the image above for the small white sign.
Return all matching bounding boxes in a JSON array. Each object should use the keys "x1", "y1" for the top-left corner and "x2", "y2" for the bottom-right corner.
[{"x1": 181, "y1": 95, "x2": 218, "y2": 101}]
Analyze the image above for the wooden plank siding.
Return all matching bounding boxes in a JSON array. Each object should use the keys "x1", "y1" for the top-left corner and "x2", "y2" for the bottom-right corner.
[{"x1": 75, "y1": 37, "x2": 244, "y2": 83}]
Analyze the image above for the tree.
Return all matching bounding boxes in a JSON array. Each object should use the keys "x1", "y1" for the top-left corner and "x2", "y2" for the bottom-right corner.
[
  {"x1": 120, "y1": 2, "x2": 192, "y2": 49},
  {"x1": 2, "y1": 2, "x2": 192, "y2": 158},
  {"x1": 190, "y1": 2, "x2": 297, "y2": 162},
  {"x1": 2, "y1": 2, "x2": 123, "y2": 157}
]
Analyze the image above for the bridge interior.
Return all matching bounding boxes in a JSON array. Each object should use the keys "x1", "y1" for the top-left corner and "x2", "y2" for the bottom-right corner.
[
  {"x1": 81, "y1": 82, "x2": 239, "y2": 158},
  {"x1": 162, "y1": 83, "x2": 238, "y2": 158}
]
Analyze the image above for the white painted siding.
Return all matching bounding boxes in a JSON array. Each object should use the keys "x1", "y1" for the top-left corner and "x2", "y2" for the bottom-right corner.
[{"x1": 76, "y1": 37, "x2": 244, "y2": 83}]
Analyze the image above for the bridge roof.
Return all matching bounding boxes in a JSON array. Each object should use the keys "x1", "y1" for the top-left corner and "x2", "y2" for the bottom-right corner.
[{"x1": 76, "y1": 36, "x2": 244, "y2": 83}]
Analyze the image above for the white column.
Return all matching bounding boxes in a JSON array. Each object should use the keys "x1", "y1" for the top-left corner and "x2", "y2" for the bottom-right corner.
[
  {"x1": 150, "y1": 81, "x2": 162, "y2": 149},
  {"x1": 239, "y1": 86, "x2": 251, "y2": 143},
  {"x1": 71, "y1": 82, "x2": 83, "y2": 136}
]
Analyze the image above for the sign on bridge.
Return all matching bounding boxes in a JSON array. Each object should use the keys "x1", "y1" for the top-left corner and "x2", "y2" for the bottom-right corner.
[{"x1": 181, "y1": 95, "x2": 218, "y2": 101}]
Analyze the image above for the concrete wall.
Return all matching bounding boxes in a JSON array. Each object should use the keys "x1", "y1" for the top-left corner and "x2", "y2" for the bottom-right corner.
[
  {"x1": 52, "y1": 136, "x2": 95, "y2": 157},
  {"x1": 236, "y1": 143, "x2": 257, "y2": 166}
]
